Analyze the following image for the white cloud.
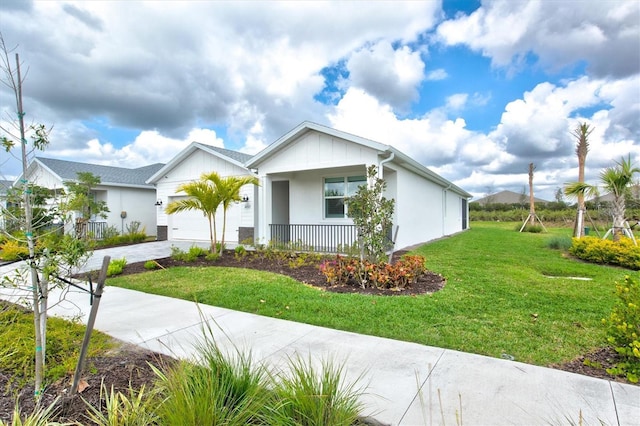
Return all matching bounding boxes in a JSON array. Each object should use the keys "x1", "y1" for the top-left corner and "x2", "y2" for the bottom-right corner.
[
  {"x1": 426, "y1": 68, "x2": 448, "y2": 81},
  {"x1": 48, "y1": 128, "x2": 224, "y2": 167},
  {"x1": 346, "y1": 41, "x2": 425, "y2": 109},
  {"x1": 436, "y1": 0, "x2": 640, "y2": 77}
]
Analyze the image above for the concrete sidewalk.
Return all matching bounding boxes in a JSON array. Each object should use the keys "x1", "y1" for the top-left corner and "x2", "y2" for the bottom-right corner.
[{"x1": 1, "y1": 243, "x2": 639, "y2": 425}]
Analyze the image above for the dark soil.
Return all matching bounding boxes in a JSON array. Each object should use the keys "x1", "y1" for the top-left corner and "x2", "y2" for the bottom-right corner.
[
  {"x1": 111, "y1": 249, "x2": 447, "y2": 296},
  {"x1": 2, "y1": 249, "x2": 636, "y2": 424}
]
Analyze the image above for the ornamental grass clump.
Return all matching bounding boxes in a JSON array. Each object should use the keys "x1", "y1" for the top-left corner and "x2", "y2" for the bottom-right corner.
[
  {"x1": 602, "y1": 275, "x2": 640, "y2": 383},
  {"x1": 270, "y1": 356, "x2": 365, "y2": 426}
]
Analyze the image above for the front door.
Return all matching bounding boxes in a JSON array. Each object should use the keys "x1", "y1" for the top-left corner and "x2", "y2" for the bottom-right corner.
[{"x1": 272, "y1": 180, "x2": 290, "y2": 242}]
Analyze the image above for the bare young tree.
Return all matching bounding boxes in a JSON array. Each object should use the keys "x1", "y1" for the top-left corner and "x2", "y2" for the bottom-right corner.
[{"x1": 0, "y1": 34, "x2": 92, "y2": 400}]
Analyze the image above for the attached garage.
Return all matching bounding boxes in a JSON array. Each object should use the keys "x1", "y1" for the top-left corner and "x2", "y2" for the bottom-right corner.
[
  {"x1": 167, "y1": 196, "x2": 246, "y2": 243},
  {"x1": 146, "y1": 143, "x2": 257, "y2": 244}
]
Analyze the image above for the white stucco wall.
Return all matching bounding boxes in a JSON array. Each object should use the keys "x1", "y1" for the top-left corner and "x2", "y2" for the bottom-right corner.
[
  {"x1": 442, "y1": 189, "x2": 465, "y2": 236},
  {"x1": 102, "y1": 186, "x2": 157, "y2": 236},
  {"x1": 394, "y1": 167, "x2": 444, "y2": 249}
]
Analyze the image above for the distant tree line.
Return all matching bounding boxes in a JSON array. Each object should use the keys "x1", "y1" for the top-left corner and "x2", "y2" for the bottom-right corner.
[{"x1": 470, "y1": 196, "x2": 640, "y2": 229}]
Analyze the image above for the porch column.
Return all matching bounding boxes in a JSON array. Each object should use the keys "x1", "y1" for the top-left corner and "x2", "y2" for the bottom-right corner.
[{"x1": 256, "y1": 175, "x2": 272, "y2": 245}]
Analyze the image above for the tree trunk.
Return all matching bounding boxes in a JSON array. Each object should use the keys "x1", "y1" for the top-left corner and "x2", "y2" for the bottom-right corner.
[
  {"x1": 208, "y1": 215, "x2": 216, "y2": 253},
  {"x1": 15, "y1": 52, "x2": 44, "y2": 399},
  {"x1": 528, "y1": 163, "x2": 535, "y2": 226},
  {"x1": 612, "y1": 195, "x2": 626, "y2": 242},
  {"x1": 221, "y1": 208, "x2": 227, "y2": 252}
]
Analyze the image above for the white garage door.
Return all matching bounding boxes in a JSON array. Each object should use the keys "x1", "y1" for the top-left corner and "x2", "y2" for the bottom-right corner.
[{"x1": 168, "y1": 196, "x2": 243, "y2": 243}]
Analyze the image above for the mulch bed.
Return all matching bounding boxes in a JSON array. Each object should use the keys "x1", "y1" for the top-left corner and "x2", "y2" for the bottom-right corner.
[{"x1": 112, "y1": 249, "x2": 446, "y2": 296}]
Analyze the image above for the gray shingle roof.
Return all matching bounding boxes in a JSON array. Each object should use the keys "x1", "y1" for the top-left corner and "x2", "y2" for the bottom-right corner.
[
  {"x1": 206, "y1": 145, "x2": 253, "y2": 164},
  {"x1": 35, "y1": 157, "x2": 164, "y2": 187}
]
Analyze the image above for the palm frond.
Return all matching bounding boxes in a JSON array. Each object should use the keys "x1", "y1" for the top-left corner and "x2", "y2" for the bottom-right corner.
[{"x1": 564, "y1": 181, "x2": 598, "y2": 199}]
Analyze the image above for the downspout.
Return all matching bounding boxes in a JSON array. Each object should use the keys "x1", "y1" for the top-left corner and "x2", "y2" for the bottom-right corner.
[
  {"x1": 378, "y1": 151, "x2": 395, "y2": 251},
  {"x1": 377, "y1": 151, "x2": 394, "y2": 179}
]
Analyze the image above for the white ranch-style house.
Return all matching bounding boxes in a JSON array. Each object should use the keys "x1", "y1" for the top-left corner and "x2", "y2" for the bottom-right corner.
[
  {"x1": 149, "y1": 122, "x2": 471, "y2": 251},
  {"x1": 21, "y1": 157, "x2": 164, "y2": 238}
]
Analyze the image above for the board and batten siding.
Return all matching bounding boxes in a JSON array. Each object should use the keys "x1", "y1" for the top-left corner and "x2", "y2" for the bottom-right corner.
[
  {"x1": 27, "y1": 164, "x2": 64, "y2": 190},
  {"x1": 257, "y1": 130, "x2": 380, "y2": 175}
]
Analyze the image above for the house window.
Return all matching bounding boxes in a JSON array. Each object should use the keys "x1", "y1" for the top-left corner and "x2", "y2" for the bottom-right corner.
[{"x1": 324, "y1": 175, "x2": 366, "y2": 218}]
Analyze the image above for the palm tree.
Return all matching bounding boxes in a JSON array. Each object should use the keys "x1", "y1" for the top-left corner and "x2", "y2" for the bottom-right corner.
[
  {"x1": 165, "y1": 176, "x2": 223, "y2": 253},
  {"x1": 571, "y1": 123, "x2": 593, "y2": 238},
  {"x1": 601, "y1": 156, "x2": 640, "y2": 240},
  {"x1": 566, "y1": 156, "x2": 640, "y2": 241},
  {"x1": 205, "y1": 172, "x2": 259, "y2": 250}
]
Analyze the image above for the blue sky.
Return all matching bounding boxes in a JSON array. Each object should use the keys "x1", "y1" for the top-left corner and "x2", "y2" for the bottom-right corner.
[{"x1": 1, "y1": 0, "x2": 638, "y2": 201}]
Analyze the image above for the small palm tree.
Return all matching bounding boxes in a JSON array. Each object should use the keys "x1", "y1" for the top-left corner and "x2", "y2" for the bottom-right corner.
[
  {"x1": 205, "y1": 172, "x2": 259, "y2": 250},
  {"x1": 165, "y1": 176, "x2": 223, "y2": 253},
  {"x1": 566, "y1": 156, "x2": 640, "y2": 241},
  {"x1": 601, "y1": 156, "x2": 640, "y2": 240}
]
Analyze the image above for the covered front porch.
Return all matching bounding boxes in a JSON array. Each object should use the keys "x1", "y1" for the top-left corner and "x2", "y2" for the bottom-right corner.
[{"x1": 256, "y1": 163, "x2": 397, "y2": 253}]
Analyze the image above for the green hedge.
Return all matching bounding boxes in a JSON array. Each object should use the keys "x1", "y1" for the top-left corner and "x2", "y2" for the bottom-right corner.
[{"x1": 569, "y1": 236, "x2": 640, "y2": 270}]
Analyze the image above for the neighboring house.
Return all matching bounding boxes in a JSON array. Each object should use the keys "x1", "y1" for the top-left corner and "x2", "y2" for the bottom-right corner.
[
  {"x1": 473, "y1": 190, "x2": 549, "y2": 206},
  {"x1": 594, "y1": 184, "x2": 640, "y2": 205},
  {"x1": 22, "y1": 157, "x2": 164, "y2": 238},
  {"x1": 0, "y1": 179, "x2": 12, "y2": 231},
  {"x1": 147, "y1": 143, "x2": 255, "y2": 242},
  {"x1": 150, "y1": 122, "x2": 472, "y2": 251}
]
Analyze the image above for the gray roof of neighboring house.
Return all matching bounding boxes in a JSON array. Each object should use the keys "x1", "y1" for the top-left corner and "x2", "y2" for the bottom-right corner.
[
  {"x1": 593, "y1": 185, "x2": 640, "y2": 203},
  {"x1": 208, "y1": 146, "x2": 253, "y2": 164},
  {"x1": 473, "y1": 190, "x2": 549, "y2": 204},
  {"x1": 34, "y1": 157, "x2": 165, "y2": 188}
]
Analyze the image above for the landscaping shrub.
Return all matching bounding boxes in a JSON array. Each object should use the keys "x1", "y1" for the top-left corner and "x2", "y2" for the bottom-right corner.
[
  {"x1": 100, "y1": 225, "x2": 121, "y2": 245},
  {"x1": 144, "y1": 260, "x2": 159, "y2": 270},
  {"x1": 602, "y1": 275, "x2": 640, "y2": 383},
  {"x1": 204, "y1": 251, "x2": 220, "y2": 262},
  {"x1": 170, "y1": 245, "x2": 207, "y2": 262},
  {"x1": 234, "y1": 245, "x2": 247, "y2": 259},
  {"x1": 107, "y1": 257, "x2": 127, "y2": 277},
  {"x1": 0, "y1": 239, "x2": 29, "y2": 261},
  {"x1": 320, "y1": 254, "x2": 426, "y2": 290},
  {"x1": 569, "y1": 236, "x2": 640, "y2": 270}
]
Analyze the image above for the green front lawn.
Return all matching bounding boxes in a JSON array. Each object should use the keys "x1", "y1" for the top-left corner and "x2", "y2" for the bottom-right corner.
[{"x1": 108, "y1": 222, "x2": 634, "y2": 366}]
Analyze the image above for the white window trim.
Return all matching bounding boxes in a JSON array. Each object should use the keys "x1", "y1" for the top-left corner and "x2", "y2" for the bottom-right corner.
[{"x1": 323, "y1": 175, "x2": 366, "y2": 220}]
